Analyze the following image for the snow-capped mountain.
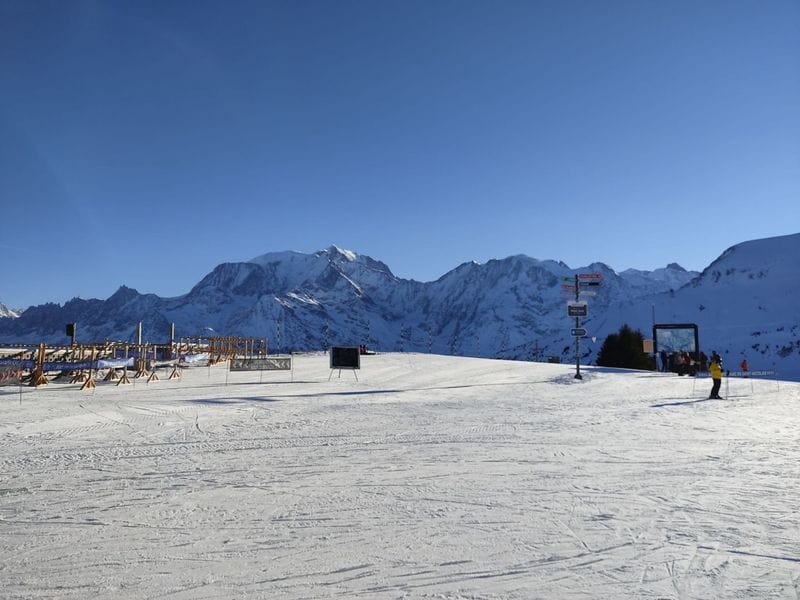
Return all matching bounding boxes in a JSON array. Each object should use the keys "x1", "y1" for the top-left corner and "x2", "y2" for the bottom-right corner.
[
  {"x1": 0, "y1": 302, "x2": 21, "y2": 318},
  {"x1": 1, "y1": 236, "x2": 798, "y2": 379}
]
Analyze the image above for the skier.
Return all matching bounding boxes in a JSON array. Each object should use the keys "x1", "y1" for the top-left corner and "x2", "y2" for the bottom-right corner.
[{"x1": 709, "y1": 353, "x2": 723, "y2": 399}]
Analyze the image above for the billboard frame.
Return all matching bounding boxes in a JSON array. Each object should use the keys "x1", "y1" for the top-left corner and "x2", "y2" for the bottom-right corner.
[
  {"x1": 329, "y1": 346, "x2": 361, "y2": 381},
  {"x1": 652, "y1": 323, "x2": 700, "y2": 361}
]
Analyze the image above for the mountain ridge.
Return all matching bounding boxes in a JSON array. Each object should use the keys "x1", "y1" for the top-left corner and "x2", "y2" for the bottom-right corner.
[{"x1": 1, "y1": 233, "x2": 798, "y2": 379}]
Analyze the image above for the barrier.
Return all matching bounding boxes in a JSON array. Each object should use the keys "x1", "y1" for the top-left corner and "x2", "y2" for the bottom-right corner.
[
  {"x1": 227, "y1": 355, "x2": 293, "y2": 384},
  {"x1": 230, "y1": 356, "x2": 292, "y2": 371},
  {"x1": 0, "y1": 335, "x2": 262, "y2": 390},
  {"x1": 725, "y1": 370, "x2": 777, "y2": 378}
]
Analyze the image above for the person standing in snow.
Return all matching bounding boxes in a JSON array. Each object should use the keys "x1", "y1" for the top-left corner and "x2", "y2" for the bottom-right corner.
[
  {"x1": 660, "y1": 350, "x2": 669, "y2": 372},
  {"x1": 699, "y1": 351, "x2": 708, "y2": 372},
  {"x1": 709, "y1": 353, "x2": 723, "y2": 399}
]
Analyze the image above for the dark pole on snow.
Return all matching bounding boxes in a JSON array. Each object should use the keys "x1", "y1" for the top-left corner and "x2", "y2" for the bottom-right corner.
[{"x1": 574, "y1": 274, "x2": 582, "y2": 380}]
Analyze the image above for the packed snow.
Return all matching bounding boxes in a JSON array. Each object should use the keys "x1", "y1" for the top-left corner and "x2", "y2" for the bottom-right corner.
[{"x1": 1, "y1": 352, "x2": 798, "y2": 599}]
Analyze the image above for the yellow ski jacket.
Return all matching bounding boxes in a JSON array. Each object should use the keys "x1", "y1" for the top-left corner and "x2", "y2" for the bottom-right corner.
[{"x1": 710, "y1": 361, "x2": 723, "y2": 379}]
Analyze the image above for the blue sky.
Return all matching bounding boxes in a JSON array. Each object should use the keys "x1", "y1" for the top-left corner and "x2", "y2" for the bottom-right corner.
[{"x1": 1, "y1": 0, "x2": 798, "y2": 309}]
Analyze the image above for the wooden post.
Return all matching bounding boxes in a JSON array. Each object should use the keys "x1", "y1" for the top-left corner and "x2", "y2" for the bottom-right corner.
[
  {"x1": 80, "y1": 347, "x2": 97, "y2": 391},
  {"x1": 117, "y1": 364, "x2": 132, "y2": 385},
  {"x1": 29, "y1": 343, "x2": 48, "y2": 387},
  {"x1": 71, "y1": 346, "x2": 88, "y2": 383},
  {"x1": 168, "y1": 362, "x2": 181, "y2": 380}
]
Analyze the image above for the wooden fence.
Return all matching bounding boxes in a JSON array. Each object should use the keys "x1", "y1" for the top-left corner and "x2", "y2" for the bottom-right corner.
[{"x1": 0, "y1": 336, "x2": 265, "y2": 390}]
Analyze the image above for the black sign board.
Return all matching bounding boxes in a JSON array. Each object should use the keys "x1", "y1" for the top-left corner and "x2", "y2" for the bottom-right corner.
[
  {"x1": 65, "y1": 322, "x2": 77, "y2": 345},
  {"x1": 567, "y1": 303, "x2": 588, "y2": 317},
  {"x1": 330, "y1": 347, "x2": 361, "y2": 370}
]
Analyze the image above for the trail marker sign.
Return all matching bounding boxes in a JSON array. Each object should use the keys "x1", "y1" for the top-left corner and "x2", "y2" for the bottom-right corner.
[
  {"x1": 567, "y1": 302, "x2": 588, "y2": 317},
  {"x1": 571, "y1": 328, "x2": 587, "y2": 337}
]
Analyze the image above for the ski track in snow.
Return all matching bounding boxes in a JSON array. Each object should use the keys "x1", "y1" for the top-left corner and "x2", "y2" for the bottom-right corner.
[{"x1": 1, "y1": 353, "x2": 798, "y2": 599}]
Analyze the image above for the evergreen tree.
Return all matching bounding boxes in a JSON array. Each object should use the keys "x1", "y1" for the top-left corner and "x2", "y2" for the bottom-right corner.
[{"x1": 597, "y1": 324, "x2": 654, "y2": 370}]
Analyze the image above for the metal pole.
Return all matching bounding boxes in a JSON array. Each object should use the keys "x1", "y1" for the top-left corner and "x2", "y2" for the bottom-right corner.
[{"x1": 575, "y1": 274, "x2": 582, "y2": 380}]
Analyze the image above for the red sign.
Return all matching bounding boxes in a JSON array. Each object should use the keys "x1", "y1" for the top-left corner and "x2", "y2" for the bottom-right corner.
[{"x1": 578, "y1": 273, "x2": 603, "y2": 279}]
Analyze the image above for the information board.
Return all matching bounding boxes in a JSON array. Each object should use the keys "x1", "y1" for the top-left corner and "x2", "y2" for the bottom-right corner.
[
  {"x1": 652, "y1": 323, "x2": 699, "y2": 356},
  {"x1": 330, "y1": 347, "x2": 360, "y2": 370}
]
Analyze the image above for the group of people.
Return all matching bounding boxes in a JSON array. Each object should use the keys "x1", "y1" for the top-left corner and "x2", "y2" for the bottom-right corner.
[
  {"x1": 659, "y1": 349, "x2": 750, "y2": 400},
  {"x1": 659, "y1": 350, "x2": 707, "y2": 376}
]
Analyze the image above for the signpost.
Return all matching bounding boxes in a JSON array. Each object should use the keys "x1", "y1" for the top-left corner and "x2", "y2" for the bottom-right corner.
[{"x1": 566, "y1": 273, "x2": 602, "y2": 379}]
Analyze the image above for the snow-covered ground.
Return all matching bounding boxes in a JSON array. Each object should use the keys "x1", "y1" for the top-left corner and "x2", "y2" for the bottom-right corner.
[{"x1": 1, "y1": 353, "x2": 798, "y2": 599}]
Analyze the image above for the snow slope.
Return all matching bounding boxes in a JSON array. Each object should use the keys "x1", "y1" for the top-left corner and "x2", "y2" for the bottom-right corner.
[
  {"x1": 590, "y1": 233, "x2": 800, "y2": 380},
  {"x1": 1, "y1": 352, "x2": 798, "y2": 599}
]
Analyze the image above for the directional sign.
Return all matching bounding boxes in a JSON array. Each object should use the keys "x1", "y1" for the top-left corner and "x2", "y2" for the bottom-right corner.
[
  {"x1": 567, "y1": 301, "x2": 588, "y2": 317},
  {"x1": 571, "y1": 328, "x2": 587, "y2": 337},
  {"x1": 578, "y1": 273, "x2": 603, "y2": 279},
  {"x1": 579, "y1": 280, "x2": 601, "y2": 287},
  {"x1": 561, "y1": 284, "x2": 576, "y2": 291},
  {"x1": 578, "y1": 290, "x2": 597, "y2": 297}
]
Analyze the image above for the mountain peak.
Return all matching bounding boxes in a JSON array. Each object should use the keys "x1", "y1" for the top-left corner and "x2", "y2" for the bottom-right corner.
[
  {"x1": 108, "y1": 285, "x2": 141, "y2": 301},
  {"x1": 250, "y1": 250, "x2": 309, "y2": 265},
  {"x1": 0, "y1": 302, "x2": 21, "y2": 318},
  {"x1": 323, "y1": 245, "x2": 358, "y2": 262}
]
